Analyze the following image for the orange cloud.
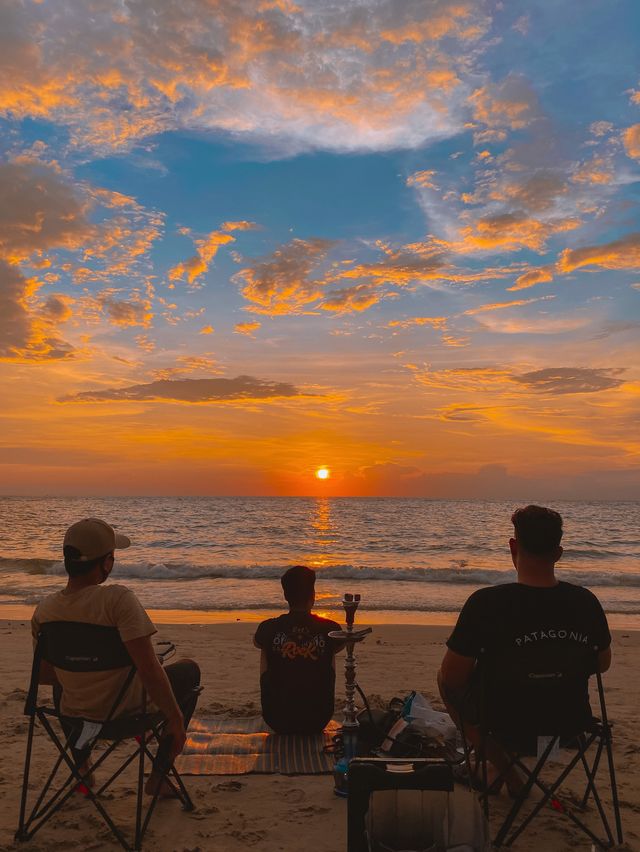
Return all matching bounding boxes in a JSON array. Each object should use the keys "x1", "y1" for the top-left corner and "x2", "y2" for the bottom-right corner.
[
  {"x1": 0, "y1": 161, "x2": 91, "y2": 262},
  {"x1": 135, "y1": 334, "x2": 156, "y2": 352},
  {"x1": 40, "y1": 293, "x2": 75, "y2": 323},
  {"x1": 0, "y1": 261, "x2": 75, "y2": 361},
  {"x1": 388, "y1": 317, "x2": 448, "y2": 329},
  {"x1": 410, "y1": 365, "x2": 514, "y2": 392},
  {"x1": 571, "y1": 156, "x2": 614, "y2": 185},
  {"x1": 234, "y1": 321, "x2": 262, "y2": 336},
  {"x1": 441, "y1": 332, "x2": 470, "y2": 347},
  {"x1": 221, "y1": 220, "x2": 258, "y2": 232},
  {"x1": 464, "y1": 295, "x2": 554, "y2": 316},
  {"x1": 235, "y1": 239, "x2": 332, "y2": 315},
  {"x1": 199, "y1": 325, "x2": 215, "y2": 335},
  {"x1": 623, "y1": 124, "x2": 640, "y2": 161},
  {"x1": 78, "y1": 212, "x2": 163, "y2": 282},
  {"x1": 0, "y1": 0, "x2": 489, "y2": 155},
  {"x1": 469, "y1": 74, "x2": 540, "y2": 131},
  {"x1": 476, "y1": 315, "x2": 589, "y2": 335},
  {"x1": 152, "y1": 355, "x2": 219, "y2": 380},
  {"x1": 168, "y1": 230, "x2": 235, "y2": 286},
  {"x1": 320, "y1": 283, "x2": 383, "y2": 314},
  {"x1": 454, "y1": 212, "x2": 580, "y2": 253},
  {"x1": 331, "y1": 248, "x2": 449, "y2": 286},
  {"x1": 406, "y1": 170, "x2": 439, "y2": 190},
  {"x1": 557, "y1": 233, "x2": 640, "y2": 273},
  {"x1": 502, "y1": 172, "x2": 567, "y2": 213},
  {"x1": 508, "y1": 265, "x2": 554, "y2": 291},
  {"x1": 101, "y1": 295, "x2": 153, "y2": 328},
  {"x1": 380, "y1": 3, "x2": 481, "y2": 44},
  {"x1": 0, "y1": 161, "x2": 105, "y2": 361}
]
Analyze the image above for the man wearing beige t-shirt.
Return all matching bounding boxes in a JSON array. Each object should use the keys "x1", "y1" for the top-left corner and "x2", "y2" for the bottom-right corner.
[{"x1": 32, "y1": 518, "x2": 201, "y2": 795}]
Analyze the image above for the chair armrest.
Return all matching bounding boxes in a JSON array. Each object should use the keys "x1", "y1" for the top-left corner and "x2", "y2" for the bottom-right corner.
[{"x1": 154, "y1": 640, "x2": 176, "y2": 665}]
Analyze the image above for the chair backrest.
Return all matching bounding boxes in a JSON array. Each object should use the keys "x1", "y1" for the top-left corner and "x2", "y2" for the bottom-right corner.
[
  {"x1": 478, "y1": 640, "x2": 598, "y2": 743},
  {"x1": 39, "y1": 621, "x2": 133, "y2": 671},
  {"x1": 25, "y1": 621, "x2": 136, "y2": 719}
]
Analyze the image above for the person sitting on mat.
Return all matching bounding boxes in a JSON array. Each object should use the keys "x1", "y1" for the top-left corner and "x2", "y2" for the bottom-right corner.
[
  {"x1": 438, "y1": 504, "x2": 612, "y2": 795},
  {"x1": 32, "y1": 517, "x2": 201, "y2": 796},
  {"x1": 254, "y1": 565, "x2": 344, "y2": 734}
]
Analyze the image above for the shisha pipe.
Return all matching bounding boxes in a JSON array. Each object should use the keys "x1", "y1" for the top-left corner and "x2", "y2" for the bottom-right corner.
[{"x1": 329, "y1": 593, "x2": 372, "y2": 796}]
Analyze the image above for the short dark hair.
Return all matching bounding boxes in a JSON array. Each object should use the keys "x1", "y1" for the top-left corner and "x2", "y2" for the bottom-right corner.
[
  {"x1": 63, "y1": 545, "x2": 109, "y2": 577},
  {"x1": 281, "y1": 565, "x2": 315, "y2": 606},
  {"x1": 511, "y1": 505, "x2": 563, "y2": 556}
]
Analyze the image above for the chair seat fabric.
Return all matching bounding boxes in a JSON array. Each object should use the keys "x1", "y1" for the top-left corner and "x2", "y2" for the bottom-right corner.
[{"x1": 60, "y1": 711, "x2": 166, "y2": 741}]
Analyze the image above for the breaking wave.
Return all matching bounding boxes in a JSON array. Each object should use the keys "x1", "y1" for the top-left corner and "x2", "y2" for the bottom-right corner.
[{"x1": 1, "y1": 556, "x2": 639, "y2": 588}]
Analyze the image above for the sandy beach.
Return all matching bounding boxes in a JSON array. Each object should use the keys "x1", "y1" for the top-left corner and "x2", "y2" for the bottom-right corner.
[{"x1": 0, "y1": 617, "x2": 637, "y2": 852}]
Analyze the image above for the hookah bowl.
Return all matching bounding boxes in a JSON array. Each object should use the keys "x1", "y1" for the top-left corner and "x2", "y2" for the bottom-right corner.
[{"x1": 329, "y1": 593, "x2": 372, "y2": 797}]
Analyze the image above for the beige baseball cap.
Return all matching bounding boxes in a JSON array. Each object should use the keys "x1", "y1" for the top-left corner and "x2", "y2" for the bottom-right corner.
[{"x1": 63, "y1": 518, "x2": 131, "y2": 561}]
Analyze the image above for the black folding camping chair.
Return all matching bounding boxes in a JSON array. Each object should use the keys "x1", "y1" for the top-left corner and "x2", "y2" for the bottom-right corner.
[
  {"x1": 471, "y1": 641, "x2": 623, "y2": 849},
  {"x1": 15, "y1": 621, "x2": 201, "y2": 852}
]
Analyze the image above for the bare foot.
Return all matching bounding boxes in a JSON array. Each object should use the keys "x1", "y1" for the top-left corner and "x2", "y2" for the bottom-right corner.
[{"x1": 145, "y1": 772, "x2": 179, "y2": 798}]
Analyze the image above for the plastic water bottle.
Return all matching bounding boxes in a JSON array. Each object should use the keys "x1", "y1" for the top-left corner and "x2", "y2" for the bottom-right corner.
[{"x1": 333, "y1": 756, "x2": 349, "y2": 797}]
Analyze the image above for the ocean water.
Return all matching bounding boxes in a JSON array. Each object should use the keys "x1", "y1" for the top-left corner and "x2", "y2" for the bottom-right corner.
[{"x1": 1, "y1": 497, "x2": 639, "y2": 625}]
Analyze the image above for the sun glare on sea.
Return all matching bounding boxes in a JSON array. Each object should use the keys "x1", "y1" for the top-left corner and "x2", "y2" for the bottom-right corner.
[{"x1": 315, "y1": 467, "x2": 330, "y2": 480}]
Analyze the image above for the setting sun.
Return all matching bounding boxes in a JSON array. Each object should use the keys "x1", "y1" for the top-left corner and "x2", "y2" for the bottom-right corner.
[{"x1": 315, "y1": 467, "x2": 330, "y2": 480}]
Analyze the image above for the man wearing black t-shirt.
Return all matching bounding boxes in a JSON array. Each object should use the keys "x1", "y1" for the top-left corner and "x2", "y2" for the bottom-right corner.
[
  {"x1": 438, "y1": 505, "x2": 611, "y2": 792},
  {"x1": 254, "y1": 565, "x2": 343, "y2": 734}
]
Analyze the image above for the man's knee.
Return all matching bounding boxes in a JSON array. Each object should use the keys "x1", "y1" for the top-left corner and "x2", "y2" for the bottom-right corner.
[
  {"x1": 165, "y1": 658, "x2": 201, "y2": 696},
  {"x1": 180, "y1": 658, "x2": 201, "y2": 687}
]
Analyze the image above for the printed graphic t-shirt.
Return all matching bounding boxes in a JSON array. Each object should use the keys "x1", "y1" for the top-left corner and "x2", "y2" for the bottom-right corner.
[
  {"x1": 32, "y1": 584, "x2": 156, "y2": 720},
  {"x1": 447, "y1": 581, "x2": 611, "y2": 735},
  {"x1": 254, "y1": 611, "x2": 342, "y2": 734}
]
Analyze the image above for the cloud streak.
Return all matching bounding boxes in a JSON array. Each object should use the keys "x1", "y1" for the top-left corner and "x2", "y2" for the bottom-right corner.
[
  {"x1": 59, "y1": 375, "x2": 308, "y2": 404},
  {"x1": 408, "y1": 364, "x2": 626, "y2": 395},
  {"x1": 513, "y1": 368, "x2": 626, "y2": 395}
]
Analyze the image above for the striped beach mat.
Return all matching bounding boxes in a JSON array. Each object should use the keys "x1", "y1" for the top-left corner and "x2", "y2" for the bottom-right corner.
[{"x1": 175, "y1": 717, "x2": 341, "y2": 775}]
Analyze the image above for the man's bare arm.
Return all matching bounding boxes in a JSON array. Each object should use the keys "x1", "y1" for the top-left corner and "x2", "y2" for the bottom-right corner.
[
  {"x1": 252, "y1": 635, "x2": 269, "y2": 676},
  {"x1": 438, "y1": 648, "x2": 476, "y2": 698},
  {"x1": 124, "y1": 635, "x2": 186, "y2": 760},
  {"x1": 598, "y1": 646, "x2": 612, "y2": 673}
]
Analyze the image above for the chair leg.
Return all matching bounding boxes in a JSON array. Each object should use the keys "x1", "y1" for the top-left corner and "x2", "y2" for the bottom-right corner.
[
  {"x1": 579, "y1": 734, "x2": 604, "y2": 809},
  {"x1": 18, "y1": 712, "x2": 197, "y2": 851},
  {"x1": 90, "y1": 739, "x2": 133, "y2": 795},
  {"x1": 148, "y1": 723, "x2": 194, "y2": 809},
  {"x1": 35, "y1": 712, "x2": 133, "y2": 851},
  {"x1": 15, "y1": 713, "x2": 36, "y2": 841},
  {"x1": 493, "y1": 737, "x2": 558, "y2": 848},
  {"x1": 135, "y1": 725, "x2": 145, "y2": 850},
  {"x1": 17, "y1": 716, "x2": 81, "y2": 838},
  {"x1": 504, "y1": 736, "x2": 611, "y2": 850},
  {"x1": 169, "y1": 764, "x2": 195, "y2": 811},
  {"x1": 602, "y1": 724, "x2": 624, "y2": 845},
  {"x1": 137, "y1": 725, "x2": 182, "y2": 847},
  {"x1": 576, "y1": 735, "x2": 614, "y2": 848}
]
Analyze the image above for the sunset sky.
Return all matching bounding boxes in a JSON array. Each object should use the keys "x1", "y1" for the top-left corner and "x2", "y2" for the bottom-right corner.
[{"x1": 1, "y1": 0, "x2": 639, "y2": 498}]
